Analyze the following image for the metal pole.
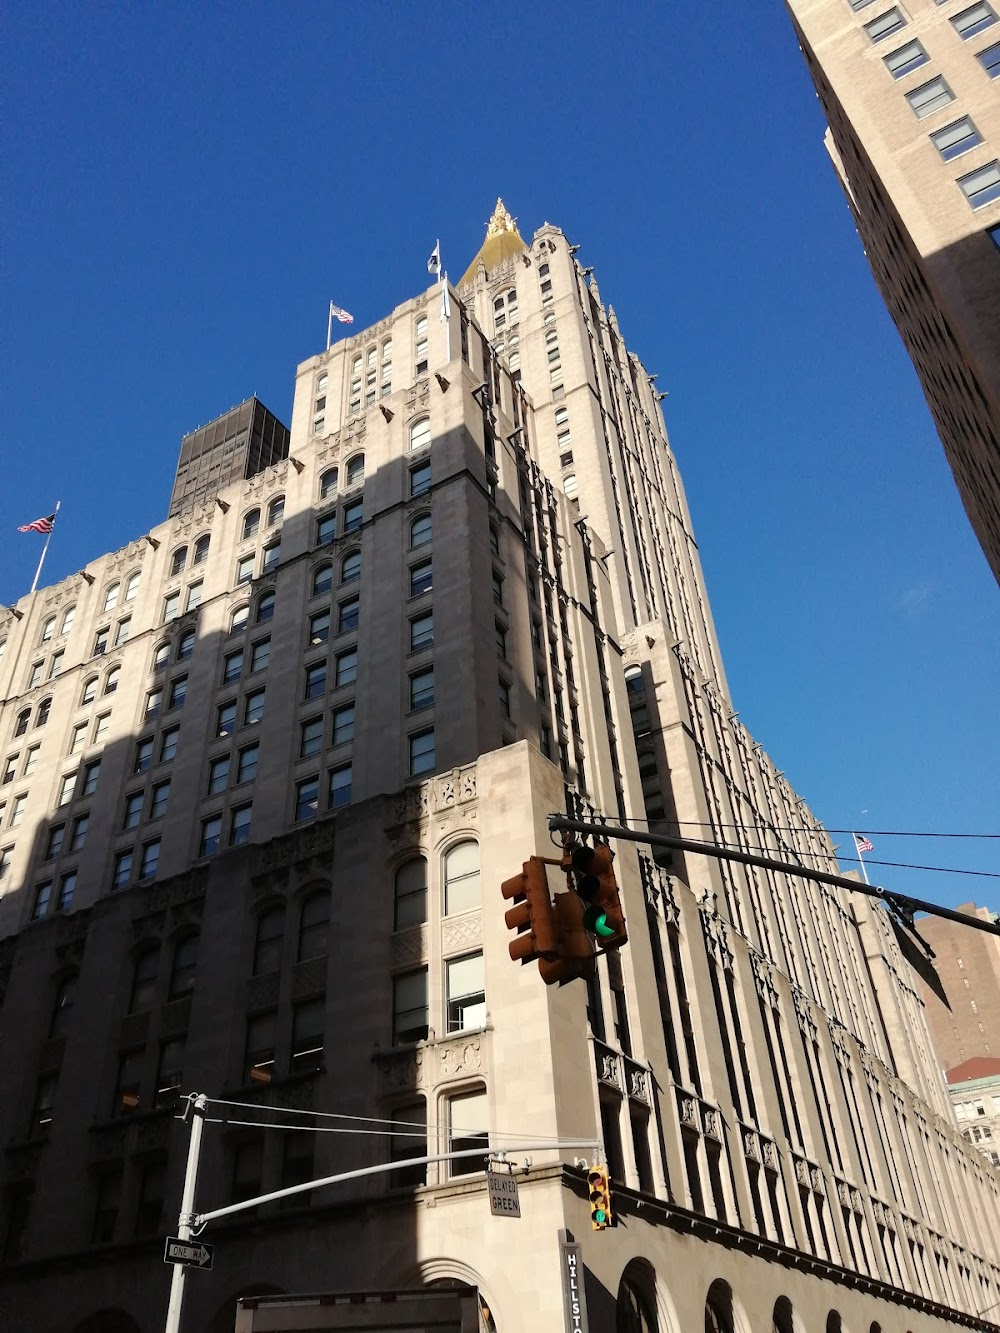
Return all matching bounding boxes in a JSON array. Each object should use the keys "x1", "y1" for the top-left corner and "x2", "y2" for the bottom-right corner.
[
  {"x1": 29, "y1": 500, "x2": 60, "y2": 596},
  {"x1": 548, "y1": 816, "x2": 1000, "y2": 940},
  {"x1": 326, "y1": 302, "x2": 334, "y2": 352},
  {"x1": 165, "y1": 1093, "x2": 207, "y2": 1333}
]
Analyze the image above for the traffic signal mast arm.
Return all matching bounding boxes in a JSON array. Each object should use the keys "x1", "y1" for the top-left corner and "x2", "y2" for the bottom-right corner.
[{"x1": 547, "y1": 817, "x2": 1000, "y2": 941}]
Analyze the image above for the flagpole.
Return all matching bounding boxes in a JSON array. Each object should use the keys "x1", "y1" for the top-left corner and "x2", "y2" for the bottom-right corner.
[
  {"x1": 29, "y1": 501, "x2": 60, "y2": 596},
  {"x1": 854, "y1": 834, "x2": 871, "y2": 886},
  {"x1": 326, "y1": 302, "x2": 334, "y2": 352}
]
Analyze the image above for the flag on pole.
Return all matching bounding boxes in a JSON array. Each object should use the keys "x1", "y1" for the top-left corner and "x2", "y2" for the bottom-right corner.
[
  {"x1": 18, "y1": 513, "x2": 56, "y2": 535},
  {"x1": 427, "y1": 241, "x2": 441, "y2": 277},
  {"x1": 853, "y1": 833, "x2": 874, "y2": 854},
  {"x1": 440, "y1": 276, "x2": 451, "y2": 323},
  {"x1": 329, "y1": 302, "x2": 354, "y2": 325}
]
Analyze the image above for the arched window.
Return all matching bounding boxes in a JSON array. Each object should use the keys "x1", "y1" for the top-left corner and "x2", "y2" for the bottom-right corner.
[
  {"x1": 81, "y1": 677, "x2": 98, "y2": 706},
  {"x1": 49, "y1": 973, "x2": 78, "y2": 1039},
  {"x1": 14, "y1": 708, "x2": 30, "y2": 737},
  {"x1": 103, "y1": 583, "x2": 120, "y2": 613},
  {"x1": 253, "y1": 906, "x2": 285, "y2": 976},
  {"x1": 409, "y1": 513, "x2": 431, "y2": 549},
  {"x1": 320, "y1": 468, "x2": 338, "y2": 499},
  {"x1": 409, "y1": 417, "x2": 431, "y2": 452},
  {"x1": 104, "y1": 667, "x2": 121, "y2": 695},
  {"x1": 341, "y1": 550, "x2": 361, "y2": 583},
  {"x1": 298, "y1": 890, "x2": 330, "y2": 961},
  {"x1": 563, "y1": 473, "x2": 578, "y2": 501},
  {"x1": 129, "y1": 947, "x2": 160, "y2": 1012},
  {"x1": 409, "y1": 513, "x2": 432, "y2": 548},
  {"x1": 59, "y1": 606, "x2": 75, "y2": 636},
  {"x1": 267, "y1": 496, "x2": 285, "y2": 526},
  {"x1": 346, "y1": 454, "x2": 365, "y2": 487},
  {"x1": 312, "y1": 564, "x2": 333, "y2": 597},
  {"x1": 124, "y1": 571, "x2": 141, "y2": 601},
  {"x1": 169, "y1": 934, "x2": 199, "y2": 1000},
  {"x1": 153, "y1": 642, "x2": 169, "y2": 672},
  {"x1": 772, "y1": 1297, "x2": 796, "y2": 1333},
  {"x1": 230, "y1": 605, "x2": 249, "y2": 634},
  {"x1": 35, "y1": 698, "x2": 52, "y2": 727},
  {"x1": 705, "y1": 1280, "x2": 735, "y2": 1333},
  {"x1": 444, "y1": 841, "x2": 480, "y2": 915},
  {"x1": 193, "y1": 534, "x2": 211, "y2": 564},
  {"x1": 394, "y1": 857, "x2": 427, "y2": 930},
  {"x1": 825, "y1": 1315, "x2": 842, "y2": 1333},
  {"x1": 616, "y1": 1276, "x2": 656, "y2": 1332},
  {"x1": 624, "y1": 664, "x2": 645, "y2": 693},
  {"x1": 242, "y1": 509, "x2": 261, "y2": 541},
  {"x1": 176, "y1": 630, "x2": 195, "y2": 661},
  {"x1": 169, "y1": 547, "x2": 187, "y2": 577},
  {"x1": 41, "y1": 615, "x2": 57, "y2": 643},
  {"x1": 256, "y1": 592, "x2": 275, "y2": 624}
]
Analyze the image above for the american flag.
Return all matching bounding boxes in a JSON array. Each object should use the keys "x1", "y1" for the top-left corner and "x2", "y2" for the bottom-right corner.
[
  {"x1": 18, "y1": 512, "x2": 56, "y2": 535},
  {"x1": 854, "y1": 833, "x2": 874, "y2": 854},
  {"x1": 329, "y1": 301, "x2": 354, "y2": 324}
]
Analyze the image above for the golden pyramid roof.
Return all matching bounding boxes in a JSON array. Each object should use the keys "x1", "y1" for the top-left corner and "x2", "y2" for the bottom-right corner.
[{"x1": 459, "y1": 198, "x2": 526, "y2": 286}]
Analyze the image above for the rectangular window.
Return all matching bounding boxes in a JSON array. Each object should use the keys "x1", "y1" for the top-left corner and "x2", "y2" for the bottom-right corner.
[
  {"x1": 139, "y1": 839, "x2": 160, "y2": 880},
  {"x1": 162, "y1": 593, "x2": 180, "y2": 623},
  {"x1": 49, "y1": 649, "x2": 65, "y2": 677},
  {"x1": 145, "y1": 688, "x2": 163, "y2": 721},
  {"x1": 45, "y1": 823, "x2": 65, "y2": 860},
  {"x1": 92, "y1": 630, "x2": 109, "y2": 658},
  {"x1": 959, "y1": 160, "x2": 1000, "y2": 208},
  {"x1": 230, "y1": 804, "x2": 252, "y2": 846},
  {"x1": 93, "y1": 713, "x2": 110, "y2": 744},
  {"x1": 492, "y1": 571, "x2": 504, "y2": 606},
  {"x1": 309, "y1": 610, "x2": 330, "y2": 645},
  {"x1": 410, "y1": 613, "x2": 433, "y2": 652},
  {"x1": 82, "y1": 760, "x2": 101, "y2": 797},
  {"x1": 208, "y1": 755, "x2": 230, "y2": 794},
  {"x1": 10, "y1": 793, "x2": 27, "y2": 826},
  {"x1": 155, "y1": 1039, "x2": 184, "y2": 1109},
  {"x1": 409, "y1": 667, "x2": 434, "y2": 712},
  {"x1": 932, "y1": 117, "x2": 982, "y2": 160},
  {"x1": 335, "y1": 648, "x2": 357, "y2": 687},
  {"x1": 112, "y1": 848, "x2": 133, "y2": 889},
  {"x1": 160, "y1": 725, "x2": 180, "y2": 762},
  {"x1": 328, "y1": 763, "x2": 352, "y2": 808},
  {"x1": 409, "y1": 561, "x2": 432, "y2": 597},
  {"x1": 23, "y1": 745, "x2": 39, "y2": 777},
  {"x1": 495, "y1": 620, "x2": 508, "y2": 658},
  {"x1": 393, "y1": 969, "x2": 428, "y2": 1044},
  {"x1": 70, "y1": 813, "x2": 89, "y2": 851},
  {"x1": 224, "y1": 649, "x2": 243, "y2": 683},
  {"x1": 332, "y1": 703, "x2": 355, "y2": 746},
  {"x1": 70, "y1": 722, "x2": 88, "y2": 755},
  {"x1": 305, "y1": 663, "x2": 327, "y2": 698},
  {"x1": 261, "y1": 543, "x2": 280, "y2": 575},
  {"x1": 409, "y1": 461, "x2": 432, "y2": 497},
  {"x1": 0, "y1": 846, "x2": 12, "y2": 880},
  {"x1": 448, "y1": 1089, "x2": 489, "y2": 1177},
  {"x1": 150, "y1": 779, "x2": 170, "y2": 819},
  {"x1": 389, "y1": 1102, "x2": 427, "y2": 1188},
  {"x1": 57, "y1": 773, "x2": 76, "y2": 807},
  {"x1": 244, "y1": 688, "x2": 265, "y2": 726},
  {"x1": 906, "y1": 75, "x2": 955, "y2": 117},
  {"x1": 446, "y1": 952, "x2": 486, "y2": 1032},
  {"x1": 217, "y1": 702, "x2": 237, "y2": 737},
  {"x1": 185, "y1": 582, "x2": 203, "y2": 612},
  {"x1": 300, "y1": 716, "x2": 324, "y2": 758},
  {"x1": 338, "y1": 597, "x2": 360, "y2": 634},
  {"x1": 884, "y1": 39, "x2": 929, "y2": 77},
  {"x1": 409, "y1": 729, "x2": 435, "y2": 776},
  {"x1": 32, "y1": 881, "x2": 52, "y2": 920},
  {"x1": 864, "y1": 7, "x2": 906, "y2": 41},
  {"x1": 200, "y1": 815, "x2": 222, "y2": 857},
  {"x1": 168, "y1": 676, "x2": 188, "y2": 710},
  {"x1": 343, "y1": 500, "x2": 363, "y2": 534},
  {"x1": 316, "y1": 514, "x2": 337, "y2": 546},
  {"x1": 57, "y1": 871, "x2": 76, "y2": 911},
  {"x1": 952, "y1": 2, "x2": 998, "y2": 38},
  {"x1": 291, "y1": 999, "x2": 326, "y2": 1074},
  {"x1": 1, "y1": 757, "x2": 15, "y2": 785},
  {"x1": 498, "y1": 678, "x2": 511, "y2": 718},
  {"x1": 236, "y1": 555, "x2": 255, "y2": 585},
  {"x1": 123, "y1": 791, "x2": 144, "y2": 830},
  {"x1": 237, "y1": 744, "x2": 259, "y2": 784},
  {"x1": 978, "y1": 41, "x2": 1000, "y2": 75},
  {"x1": 249, "y1": 638, "x2": 270, "y2": 673},
  {"x1": 245, "y1": 1012, "x2": 276, "y2": 1084},
  {"x1": 295, "y1": 776, "x2": 319, "y2": 821}
]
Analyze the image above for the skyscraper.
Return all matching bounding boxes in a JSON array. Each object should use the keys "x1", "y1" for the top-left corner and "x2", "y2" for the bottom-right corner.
[
  {"x1": 784, "y1": 0, "x2": 1000, "y2": 586},
  {"x1": 169, "y1": 397, "x2": 290, "y2": 518},
  {"x1": 1, "y1": 204, "x2": 999, "y2": 1333}
]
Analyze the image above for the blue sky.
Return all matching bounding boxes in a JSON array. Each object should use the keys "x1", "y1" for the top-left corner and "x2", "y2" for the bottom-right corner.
[{"x1": 4, "y1": 1, "x2": 998, "y2": 914}]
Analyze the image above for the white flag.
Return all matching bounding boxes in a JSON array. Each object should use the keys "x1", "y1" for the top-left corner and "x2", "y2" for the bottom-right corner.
[{"x1": 427, "y1": 241, "x2": 441, "y2": 277}]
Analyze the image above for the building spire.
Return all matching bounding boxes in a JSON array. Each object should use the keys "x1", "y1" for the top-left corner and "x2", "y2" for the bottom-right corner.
[
  {"x1": 459, "y1": 198, "x2": 527, "y2": 285},
  {"x1": 486, "y1": 198, "x2": 518, "y2": 237}
]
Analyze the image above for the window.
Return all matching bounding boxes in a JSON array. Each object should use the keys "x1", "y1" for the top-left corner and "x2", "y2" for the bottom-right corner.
[
  {"x1": 208, "y1": 754, "x2": 230, "y2": 794},
  {"x1": 291, "y1": 999, "x2": 326, "y2": 1073},
  {"x1": 92, "y1": 629, "x2": 109, "y2": 658},
  {"x1": 69, "y1": 813, "x2": 89, "y2": 851},
  {"x1": 337, "y1": 596, "x2": 359, "y2": 634},
  {"x1": 448, "y1": 1089, "x2": 489, "y2": 1176},
  {"x1": 123, "y1": 791, "x2": 144, "y2": 830},
  {"x1": 109, "y1": 619, "x2": 130, "y2": 653},
  {"x1": 168, "y1": 675, "x2": 188, "y2": 711},
  {"x1": 32, "y1": 881, "x2": 53, "y2": 920},
  {"x1": 112, "y1": 1050, "x2": 143, "y2": 1118},
  {"x1": 160, "y1": 725, "x2": 180, "y2": 762},
  {"x1": 253, "y1": 907, "x2": 285, "y2": 975},
  {"x1": 320, "y1": 467, "x2": 338, "y2": 499},
  {"x1": 409, "y1": 417, "x2": 431, "y2": 451},
  {"x1": 242, "y1": 509, "x2": 261, "y2": 541},
  {"x1": 394, "y1": 857, "x2": 427, "y2": 930},
  {"x1": 410, "y1": 512, "x2": 432, "y2": 548},
  {"x1": 170, "y1": 548, "x2": 187, "y2": 577},
  {"x1": 0, "y1": 847, "x2": 12, "y2": 881},
  {"x1": 102, "y1": 583, "x2": 120, "y2": 613},
  {"x1": 344, "y1": 499, "x2": 363, "y2": 534},
  {"x1": 977, "y1": 41, "x2": 1000, "y2": 75},
  {"x1": 953, "y1": 2, "x2": 998, "y2": 38},
  {"x1": 446, "y1": 952, "x2": 486, "y2": 1032},
  {"x1": 69, "y1": 722, "x2": 87, "y2": 756},
  {"x1": 341, "y1": 549, "x2": 361, "y2": 583},
  {"x1": 57, "y1": 871, "x2": 76, "y2": 911},
  {"x1": 14, "y1": 709, "x2": 30, "y2": 736},
  {"x1": 498, "y1": 678, "x2": 511, "y2": 718},
  {"x1": 48, "y1": 650, "x2": 65, "y2": 681},
  {"x1": 10, "y1": 793, "x2": 27, "y2": 827},
  {"x1": 865, "y1": 7, "x2": 905, "y2": 41},
  {"x1": 217, "y1": 702, "x2": 237, "y2": 737},
  {"x1": 298, "y1": 890, "x2": 330, "y2": 960},
  {"x1": 410, "y1": 612, "x2": 433, "y2": 651},
  {"x1": 393, "y1": 969, "x2": 428, "y2": 1044},
  {"x1": 332, "y1": 703, "x2": 355, "y2": 746},
  {"x1": 232, "y1": 742, "x2": 257, "y2": 786},
  {"x1": 230, "y1": 804, "x2": 252, "y2": 846},
  {"x1": 261, "y1": 543, "x2": 280, "y2": 576},
  {"x1": 44, "y1": 823, "x2": 65, "y2": 860},
  {"x1": 200, "y1": 815, "x2": 222, "y2": 857},
  {"x1": 224, "y1": 649, "x2": 244, "y2": 683},
  {"x1": 959, "y1": 160, "x2": 1000, "y2": 208},
  {"x1": 328, "y1": 764, "x2": 352, "y2": 808},
  {"x1": 444, "y1": 840, "x2": 481, "y2": 915},
  {"x1": 267, "y1": 495, "x2": 285, "y2": 526},
  {"x1": 193, "y1": 534, "x2": 211, "y2": 565},
  {"x1": 54, "y1": 771, "x2": 75, "y2": 807},
  {"x1": 112, "y1": 849, "x2": 133, "y2": 890},
  {"x1": 884, "y1": 40, "x2": 929, "y2": 77},
  {"x1": 1, "y1": 756, "x2": 15, "y2": 786},
  {"x1": 35, "y1": 698, "x2": 51, "y2": 728},
  {"x1": 409, "y1": 561, "x2": 432, "y2": 597},
  {"x1": 139, "y1": 839, "x2": 160, "y2": 880},
  {"x1": 309, "y1": 611, "x2": 330, "y2": 647},
  {"x1": 61, "y1": 605, "x2": 75, "y2": 634},
  {"x1": 145, "y1": 688, "x2": 163, "y2": 721},
  {"x1": 240, "y1": 688, "x2": 264, "y2": 727},
  {"x1": 245, "y1": 1013, "x2": 276, "y2": 1084},
  {"x1": 129, "y1": 947, "x2": 159, "y2": 1012},
  {"x1": 249, "y1": 638, "x2": 270, "y2": 673},
  {"x1": 389, "y1": 1101, "x2": 427, "y2": 1188},
  {"x1": 173, "y1": 630, "x2": 195, "y2": 666},
  {"x1": 82, "y1": 759, "x2": 101, "y2": 796},
  {"x1": 932, "y1": 117, "x2": 982, "y2": 160},
  {"x1": 305, "y1": 662, "x2": 327, "y2": 699},
  {"x1": 236, "y1": 554, "x2": 255, "y2": 585},
  {"x1": 414, "y1": 316, "x2": 428, "y2": 374},
  {"x1": 169, "y1": 934, "x2": 198, "y2": 998},
  {"x1": 150, "y1": 779, "x2": 170, "y2": 819},
  {"x1": 153, "y1": 641, "x2": 170, "y2": 672},
  {"x1": 300, "y1": 716, "x2": 324, "y2": 758},
  {"x1": 563, "y1": 473, "x2": 579, "y2": 501},
  {"x1": 134, "y1": 1160, "x2": 166, "y2": 1237},
  {"x1": 162, "y1": 592, "x2": 180, "y2": 622},
  {"x1": 316, "y1": 514, "x2": 337, "y2": 546},
  {"x1": 295, "y1": 776, "x2": 319, "y2": 822},
  {"x1": 492, "y1": 571, "x2": 504, "y2": 606},
  {"x1": 346, "y1": 453, "x2": 365, "y2": 486},
  {"x1": 49, "y1": 972, "x2": 77, "y2": 1038},
  {"x1": 40, "y1": 615, "x2": 56, "y2": 643},
  {"x1": 409, "y1": 729, "x2": 435, "y2": 776},
  {"x1": 313, "y1": 415, "x2": 326, "y2": 434},
  {"x1": 495, "y1": 620, "x2": 508, "y2": 659},
  {"x1": 335, "y1": 648, "x2": 357, "y2": 686},
  {"x1": 313, "y1": 566, "x2": 335, "y2": 604},
  {"x1": 409, "y1": 461, "x2": 432, "y2": 497},
  {"x1": 230, "y1": 605, "x2": 249, "y2": 634},
  {"x1": 22, "y1": 745, "x2": 39, "y2": 778}
]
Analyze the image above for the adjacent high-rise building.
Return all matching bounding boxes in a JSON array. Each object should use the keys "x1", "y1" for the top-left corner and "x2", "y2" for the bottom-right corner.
[
  {"x1": 785, "y1": 0, "x2": 1000, "y2": 585},
  {"x1": 169, "y1": 397, "x2": 290, "y2": 518},
  {"x1": 2, "y1": 204, "x2": 1000, "y2": 1333},
  {"x1": 912, "y1": 900, "x2": 1000, "y2": 1069}
]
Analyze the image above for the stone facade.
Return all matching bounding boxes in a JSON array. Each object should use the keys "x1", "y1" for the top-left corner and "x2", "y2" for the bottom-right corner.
[
  {"x1": 914, "y1": 902, "x2": 1000, "y2": 1070},
  {"x1": 1, "y1": 210, "x2": 999, "y2": 1332}
]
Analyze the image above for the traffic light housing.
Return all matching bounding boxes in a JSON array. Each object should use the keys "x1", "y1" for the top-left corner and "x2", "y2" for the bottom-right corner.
[
  {"x1": 502, "y1": 858, "x2": 596, "y2": 985},
  {"x1": 587, "y1": 1164, "x2": 612, "y2": 1230},
  {"x1": 562, "y1": 840, "x2": 628, "y2": 951},
  {"x1": 538, "y1": 888, "x2": 597, "y2": 987}
]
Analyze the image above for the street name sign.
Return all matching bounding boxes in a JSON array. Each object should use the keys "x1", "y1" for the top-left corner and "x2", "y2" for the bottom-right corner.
[
  {"x1": 487, "y1": 1171, "x2": 521, "y2": 1217},
  {"x1": 164, "y1": 1236, "x2": 214, "y2": 1269}
]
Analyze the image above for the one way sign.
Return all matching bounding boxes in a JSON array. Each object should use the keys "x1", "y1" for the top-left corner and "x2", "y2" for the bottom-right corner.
[{"x1": 164, "y1": 1236, "x2": 214, "y2": 1270}]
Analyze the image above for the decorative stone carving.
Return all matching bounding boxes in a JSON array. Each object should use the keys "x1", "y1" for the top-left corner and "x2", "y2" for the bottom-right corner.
[
  {"x1": 144, "y1": 867, "x2": 208, "y2": 915},
  {"x1": 246, "y1": 972, "x2": 281, "y2": 1010},
  {"x1": 391, "y1": 926, "x2": 429, "y2": 969},
  {"x1": 810, "y1": 1165, "x2": 824, "y2": 1192},
  {"x1": 678, "y1": 1094, "x2": 698, "y2": 1128},
  {"x1": 701, "y1": 1105, "x2": 721, "y2": 1142},
  {"x1": 594, "y1": 1044, "x2": 621, "y2": 1090},
  {"x1": 761, "y1": 1138, "x2": 779, "y2": 1173},
  {"x1": 376, "y1": 1049, "x2": 424, "y2": 1095},
  {"x1": 837, "y1": 1179, "x2": 850, "y2": 1205},
  {"x1": 292, "y1": 957, "x2": 328, "y2": 999},
  {"x1": 743, "y1": 1129, "x2": 761, "y2": 1161},
  {"x1": 442, "y1": 911, "x2": 483, "y2": 955},
  {"x1": 625, "y1": 1060, "x2": 650, "y2": 1105},
  {"x1": 439, "y1": 1036, "x2": 483, "y2": 1080},
  {"x1": 793, "y1": 1156, "x2": 809, "y2": 1186},
  {"x1": 792, "y1": 991, "x2": 818, "y2": 1040}
]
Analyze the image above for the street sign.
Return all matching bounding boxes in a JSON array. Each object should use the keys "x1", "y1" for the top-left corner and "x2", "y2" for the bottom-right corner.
[
  {"x1": 164, "y1": 1236, "x2": 214, "y2": 1270},
  {"x1": 487, "y1": 1170, "x2": 521, "y2": 1217}
]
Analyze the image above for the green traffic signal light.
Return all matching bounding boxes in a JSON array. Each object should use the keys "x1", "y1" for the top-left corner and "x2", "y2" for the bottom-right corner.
[{"x1": 582, "y1": 905, "x2": 615, "y2": 938}]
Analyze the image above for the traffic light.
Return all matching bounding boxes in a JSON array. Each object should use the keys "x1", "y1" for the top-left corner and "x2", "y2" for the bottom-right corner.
[
  {"x1": 562, "y1": 840, "x2": 628, "y2": 951},
  {"x1": 538, "y1": 888, "x2": 597, "y2": 987},
  {"x1": 502, "y1": 858, "x2": 560, "y2": 966},
  {"x1": 587, "y1": 1164, "x2": 612, "y2": 1230}
]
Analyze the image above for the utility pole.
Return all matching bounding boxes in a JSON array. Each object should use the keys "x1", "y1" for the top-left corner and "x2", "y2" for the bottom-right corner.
[{"x1": 165, "y1": 1093, "x2": 207, "y2": 1333}]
